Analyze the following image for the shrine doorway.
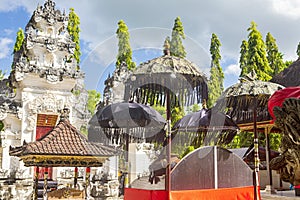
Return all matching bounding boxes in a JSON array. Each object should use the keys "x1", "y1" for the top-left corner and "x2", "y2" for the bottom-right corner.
[{"x1": 35, "y1": 114, "x2": 58, "y2": 179}]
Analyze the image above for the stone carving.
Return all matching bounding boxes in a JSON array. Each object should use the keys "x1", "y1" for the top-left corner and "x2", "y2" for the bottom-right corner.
[
  {"x1": 28, "y1": 93, "x2": 63, "y2": 114},
  {"x1": 25, "y1": 115, "x2": 36, "y2": 132},
  {"x1": 0, "y1": 107, "x2": 7, "y2": 120},
  {"x1": 25, "y1": 93, "x2": 64, "y2": 132},
  {"x1": 0, "y1": 97, "x2": 21, "y2": 120},
  {"x1": 11, "y1": 0, "x2": 84, "y2": 84},
  {"x1": 270, "y1": 98, "x2": 300, "y2": 185}
]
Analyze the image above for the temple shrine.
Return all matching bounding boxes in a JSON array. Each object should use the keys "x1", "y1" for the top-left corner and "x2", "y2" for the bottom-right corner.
[{"x1": 0, "y1": 0, "x2": 112, "y2": 199}]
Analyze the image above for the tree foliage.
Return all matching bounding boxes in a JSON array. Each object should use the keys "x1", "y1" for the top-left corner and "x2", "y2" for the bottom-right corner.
[
  {"x1": 265, "y1": 32, "x2": 286, "y2": 75},
  {"x1": 13, "y1": 28, "x2": 24, "y2": 53},
  {"x1": 87, "y1": 90, "x2": 101, "y2": 115},
  {"x1": 0, "y1": 121, "x2": 4, "y2": 131},
  {"x1": 170, "y1": 17, "x2": 186, "y2": 58},
  {"x1": 297, "y1": 42, "x2": 300, "y2": 58},
  {"x1": 116, "y1": 20, "x2": 136, "y2": 70},
  {"x1": 208, "y1": 33, "x2": 224, "y2": 108},
  {"x1": 180, "y1": 146, "x2": 195, "y2": 159},
  {"x1": 0, "y1": 70, "x2": 5, "y2": 81},
  {"x1": 171, "y1": 106, "x2": 185, "y2": 127},
  {"x1": 246, "y1": 21, "x2": 273, "y2": 81},
  {"x1": 67, "y1": 8, "x2": 81, "y2": 67},
  {"x1": 239, "y1": 40, "x2": 249, "y2": 77}
]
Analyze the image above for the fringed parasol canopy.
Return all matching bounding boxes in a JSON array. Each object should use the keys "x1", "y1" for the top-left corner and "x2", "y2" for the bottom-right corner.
[
  {"x1": 124, "y1": 54, "x2": 208, "y2": 107},
  {"x1": 95, "y1": 102, "x2": 166, "y2": 145},
  {"x1": 215, "y1": 71, "x2": 284, "y2": 124},
  {"x1": 171, "y1": 108, "x2": 239, "y2": 147}
]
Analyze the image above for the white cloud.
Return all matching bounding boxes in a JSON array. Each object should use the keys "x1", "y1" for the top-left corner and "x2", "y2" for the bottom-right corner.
[
  {"x1": 271, "y1": 0, "x2": 300, "y2": 19},
  {"x1": 224, "y1": 64, "x2": 241, "y2": 77},
  {"x1": 3, "y1": 0, "x2": 300, "y2": 89},
  {"x1": 0, "y1": 38, "x2": 13, "y2": 59},
  {"x1": 4, "y1": 29, "x2": 14, "y2": 36}
]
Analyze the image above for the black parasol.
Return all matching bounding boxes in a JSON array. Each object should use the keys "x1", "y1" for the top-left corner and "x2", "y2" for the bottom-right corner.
[
  {"x1": 214, "y1": 71, "x2": 284, "y2": 199},
  {"x1": 124, "y1": 48, "x2": 209, "y2": 191},
  {"x1": 96, "y1": 102, "x2": 166, "y2": 144},
  {"x1": 172, "y1": 108, "x2": 239, "y2": 147}
]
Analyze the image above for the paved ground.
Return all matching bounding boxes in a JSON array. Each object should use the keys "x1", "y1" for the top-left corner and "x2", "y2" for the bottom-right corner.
[{"x1": 261, "y1": 190, "x2": 300, "y2": 199}]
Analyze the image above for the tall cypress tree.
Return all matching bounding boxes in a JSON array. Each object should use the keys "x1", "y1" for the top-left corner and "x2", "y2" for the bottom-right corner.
[
  {"x1": 67, "y1": 8, "x2": 81, "y2": 67},
  {"x1": 170, "y1": 17, "x2": 186, "y2": 58},
  {"x1": 265, "y1": 32, "x2": 286, "y2": 75},
  {"x1": 297, "y1": 42, "x2": 300, "y2": 58},
  {"x1": 13, "y1": 28, "x2": 24, "y2": 53},
  {"x1": 208, "y1": 33, "x2": 224, "y2": 108},
  {"x1": 247, "y1": 21, "x2": 273, "y2": 81},
  {"x1": 239, "y1": 40, "x2": 249, "y2": 77},
  {"x1": 116, "y1": 20, "x2": 136, "y2": 70}
]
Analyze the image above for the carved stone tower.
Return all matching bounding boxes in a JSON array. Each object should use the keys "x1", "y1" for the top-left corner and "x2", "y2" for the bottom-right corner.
[
  {"x1": 102, "y1": 62, "x2": 131, "y2": 106},
  {"x1": 0, "y1": 0, "x2": 89, "y2": 175}
]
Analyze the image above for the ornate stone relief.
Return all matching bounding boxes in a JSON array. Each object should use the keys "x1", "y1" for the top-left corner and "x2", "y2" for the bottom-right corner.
[
  {"x1": 0, "y1": 108, "x2": 7, "y2": 120},
  {"x1": 28, "y1": 93, "x2": 64, "y2": 114},
  {"x1": 25, "y1": 93, "x2": 64, "y2": 132}
]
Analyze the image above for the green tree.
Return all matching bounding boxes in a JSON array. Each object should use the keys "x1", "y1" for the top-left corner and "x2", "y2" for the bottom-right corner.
[
  {"x1": 152, "y1": 104, "x2": 166, "y2": 119},
  {"x1": 239, "y1": 40, "x2": 249, "y2": 77},
  {"x1": 208, "y1": 33, "x2": 224, "y2": 108},
  {"x1": 0, "y1": 70, "x2": 5, "y2": 80},
  {"x1": 171, "y1": 106, "x2": 185, "y2": 126},
  {"x1": 265, "y1": 32, "x2": 286, "y2": 75},
  {"x1": 247, "y1": 21, "x2": 273, "y2": 81},
  {"x1": 116, "y1": 20, "x2": 136, "y2": 70},
  {"x1": 67, "y1": 8, "x2": 81, "y2": 67},
  {"x1": 180, "y1": 146, "x2": 195, "y2": 159},
  {"x1": 192, "y1": 104, "x2": 200, "y2": 112},
  {"x1": 297, "y1": 42, "x2": 300, "y2": 58},
  {"x1": 0, "y1": 121, "x2": 4, "y2": 131},
  {"x1": 13, "y1": 28, "x2": 24, "y2": 53},
  {"x1": 87, "y1": 90, "x2": 101, "y2": 115},
  {"x1": 229, "y1": 132, "x2": 254, "y2": 149},
  {"x1": 170, "y1": 17, "x2": 186, "y2": 58},
  {"x1": 285, "y1": 60, "x2": 293, "y2": 68}
]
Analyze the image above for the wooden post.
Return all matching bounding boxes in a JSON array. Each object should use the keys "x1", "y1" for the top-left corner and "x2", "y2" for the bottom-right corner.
[
  {"x1": 165, "y1": 90, "x2": 171, "y2": 195},
  {"x1": 74, "y1": 167, "x2": 78, "y2": 188},
  {"x1": 34, "y1": 167, "x2": 39, "y2": 200},
  {"x1": 253, "y1": 97, "x2": 260, "y2": 200},
  {"x1": 43, "y1": 167, "x2": 48, "y2": 200},
  {"x1": 85, "y1": 167, "x2": 91, "y2": 199},
  {"x1": 265, "y1": 127, "x2": 276, "y2": 194}
]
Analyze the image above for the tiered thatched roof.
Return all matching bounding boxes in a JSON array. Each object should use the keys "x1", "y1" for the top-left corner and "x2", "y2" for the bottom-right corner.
[
  {"x1": 10, "y1": 116, "x2": 118, "y2": 167},
  {"x1": 271, "y1": 58, "x2": 300, "y2": 87}
]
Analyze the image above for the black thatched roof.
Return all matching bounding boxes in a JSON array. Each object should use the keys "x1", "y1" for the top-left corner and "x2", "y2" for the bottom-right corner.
[
  {"x1": 271, "y1": 58, "x2": 300, "y2": 87},
  {"x1": 125, "y1": 55, "x2": 208, "y2": 107},
  {"x1": 215, "y1": 71, "x2": 284, "y2": 124}
]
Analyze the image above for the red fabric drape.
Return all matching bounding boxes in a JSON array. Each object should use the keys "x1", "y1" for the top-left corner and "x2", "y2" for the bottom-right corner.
[
  {"x1": 268, "y1": 87, "x2": 300, "y2": 121},
  {"x1": 36, "y1": 126, "x2": 54, "y2": 179},
  {"x1": 124, "y1": 186, "x2": 258, "y2": 200},
  {"x1": 124, "y1": 188, "x2": 167, "y2": 200}
]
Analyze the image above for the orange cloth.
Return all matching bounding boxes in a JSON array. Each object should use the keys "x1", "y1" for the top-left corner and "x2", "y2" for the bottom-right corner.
[
  {"x1": 170, "y1": 186, "x2": 258, "y2": 200},
  {"x1": 124, "y1": 186, "x2": 259, "y2": 200}
]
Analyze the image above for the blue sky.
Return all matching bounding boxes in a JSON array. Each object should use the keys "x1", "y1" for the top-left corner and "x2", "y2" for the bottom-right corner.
[{"x1": 1, "y1": 0, "x2": 300, "y2": 94}]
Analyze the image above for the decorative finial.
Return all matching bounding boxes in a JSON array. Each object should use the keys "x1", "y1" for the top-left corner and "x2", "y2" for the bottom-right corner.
[
  {"x1": 163, "y1": 36, "x2": 171, "y2": 56},
  {"x1": 240, "y1": 69, "x2": 257, "y2": 82},
  {"x1": 59, "y1": 107, "x2": 70, "y2": 121}
]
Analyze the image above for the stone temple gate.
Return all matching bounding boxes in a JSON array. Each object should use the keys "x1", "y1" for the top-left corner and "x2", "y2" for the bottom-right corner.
[{"x1": 0, "y1": 0, "x2": 90, "y2": 183}]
